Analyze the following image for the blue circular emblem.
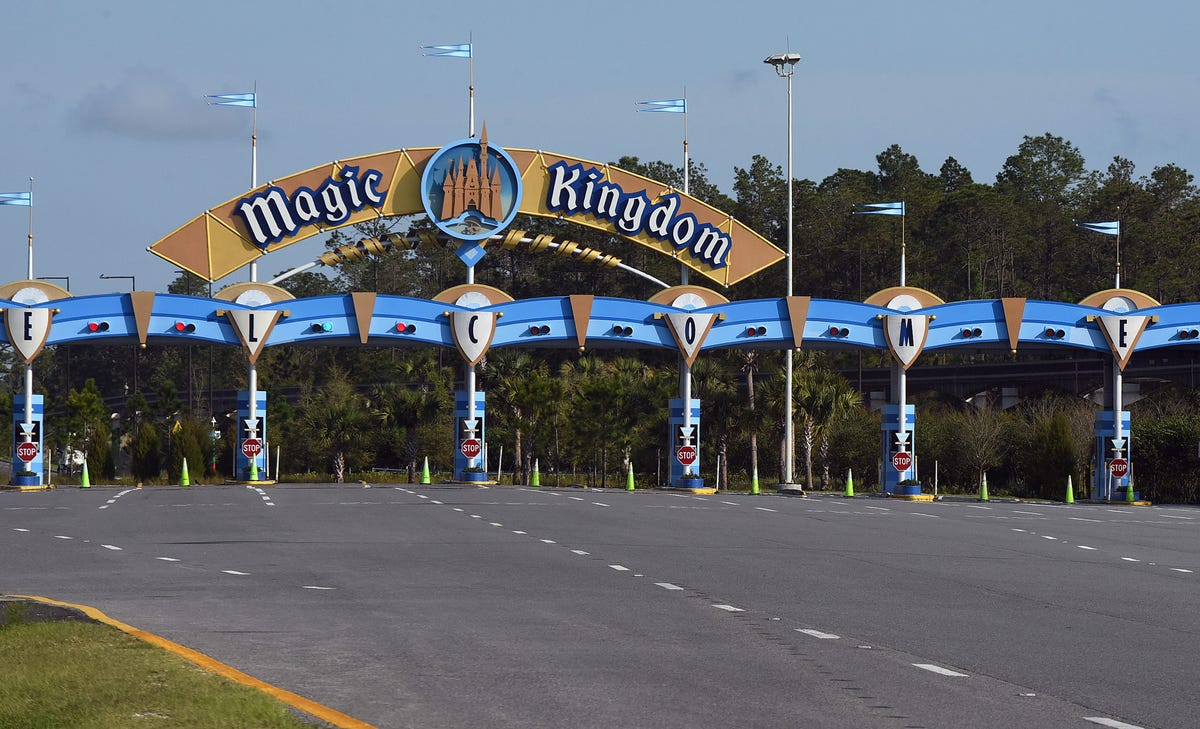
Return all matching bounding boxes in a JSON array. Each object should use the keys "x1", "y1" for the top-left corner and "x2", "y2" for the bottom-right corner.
[{"x1": 421, "y1": 133, "x2": 523, "y2": 242}]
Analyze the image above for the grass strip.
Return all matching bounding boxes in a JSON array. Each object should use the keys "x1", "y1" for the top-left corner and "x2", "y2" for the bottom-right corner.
[{"x1": 0, "y1": 603, "x2": 327, "y2": 729}]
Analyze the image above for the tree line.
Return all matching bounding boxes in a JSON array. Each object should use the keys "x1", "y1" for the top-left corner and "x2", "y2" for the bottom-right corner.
[{"x1": 8, "y1": 132, "x2": 1200, "y2": 500}]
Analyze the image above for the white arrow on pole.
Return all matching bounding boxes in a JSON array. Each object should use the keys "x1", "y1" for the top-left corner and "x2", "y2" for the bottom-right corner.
[
  {"x1": 1111, "y1": 437, "x2": 1126, "y2": 452},
  {"x1": 894, "y1": 431, "x2": 910, "y2": 445}
]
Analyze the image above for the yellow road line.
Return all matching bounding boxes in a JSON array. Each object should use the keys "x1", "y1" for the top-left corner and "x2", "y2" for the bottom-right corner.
[{"x1": 8, "y1": 594, "x2": 376, "y2": 729}]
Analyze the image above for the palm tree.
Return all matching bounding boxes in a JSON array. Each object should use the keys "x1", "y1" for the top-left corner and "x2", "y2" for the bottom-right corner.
[
  {"x1": 300, "y1": 367, "x2": 372, "y2": 483},
  {"x1": 794, "y1": 363, "x2": 862, "y2": 492}
]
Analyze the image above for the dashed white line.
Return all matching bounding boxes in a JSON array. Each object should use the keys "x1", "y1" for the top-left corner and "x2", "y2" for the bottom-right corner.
[
  {"x1": 1012, "y1": 528, "x2": 1027, "y2": 533},
  {"x1": 609, "y1": 565, "x2": 630, "y2": 572},
  {"x1": 155, "y1": 557, "x2": 180, "y2": 562},
  {"x1": 1042, "y1": 535, "x2": 1057, "y2": 540},
  {"x1": 1013, "y1": 510, "x2": 1042, "y2": 516},
  {"x1": 1170, "y1": 568, "x2": 1193, "y2": 574},
  {"x1": 571, "y1": 550, "x2": 590, "y2": 556},
  {"x1": 1161, "y1": 514, "x2": 1192, "y2": 520},
  {"x1": 755, "y1": 507, "x2": 777, "y2": 513},
  {"x1": 221, "y1": 570, "x2": 250, "y2": 576},
  {"x1": 713, "y1": 604, "x2": 744, "y2": 612},
  {"x1": 512, "y1": 530, "x2": 527, "y2": 535},
  {"x1": 418, "y1": 495, "x2": 428, "y2": 499},
  {"x1": 796, "y1": 628, "x2": 840, "y2": 639},
  {"x1": 1122, "y1": 557, "x2": 1140, "y2": 562},
  {"x1": 302, "y1": 585, "x2": 336, "y2": 590},
  {"x1": 864, "y1": 505, "x2": 890, "y2": 511},
  {"x1": 101, "y1": 544, "x2": 122, "y2": 551},
  {"x1": 54, "y1": 535, "x2": 73, "y2": 540},
  {"x1": 490, "y1": 522, "x2": 503, "y2": 527},
  {"x1": 1078, "y1": 545, "x2": 1097, "y2": 550},
  {"x1": 452, "y1": 508, "x2": 464, "y2": 512},
  {"x1": 913, "y1": 663, "x2": 968, "y2": 677},
  {"x1": 1070, "y1": 517, "x2": 1103, "y2": 523},
  {"x1": 966, "y1": 505, "x2": 991, "y2": 510},
  {"x1": 13, "y1": 528, "x2": 29, "y2": 532},
  {"x1": 720, "y1": 501, "x2": 739, "y2": 506},
  {"x1": 430, "y1": 500, "x2": 443, "y2": 505},
  {"x1": 1083, "y1": 717, "x2": 1146, "y2": 729},
  {"x1": 569, "y1": 497, "x2": 584, "y2": 501},
  {"x1": 592, "y1": 502, "x2": 609, "y2": 507},
  {"x1": 540, "y1": 539, "x2": 556, "y2": 544},
  {"x1": 470, "y1": 514, "x2": 482, "y2": 519},
  {"x1": 912, "y1": 513, "x2": 939, "y2": 518},
  {"x1": 655, "y1": 582, "x2": 684, "y2": 590}
]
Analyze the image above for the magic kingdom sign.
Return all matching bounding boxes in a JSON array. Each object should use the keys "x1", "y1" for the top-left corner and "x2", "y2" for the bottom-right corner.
[{"x1": 150, "y1": 132, "x2": 784, "y2": 286}]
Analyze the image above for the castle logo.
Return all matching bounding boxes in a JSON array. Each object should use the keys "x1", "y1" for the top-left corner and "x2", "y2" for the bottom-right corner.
[{"x1": 421, "y1": 126, "x2": 523, "y2": 241}]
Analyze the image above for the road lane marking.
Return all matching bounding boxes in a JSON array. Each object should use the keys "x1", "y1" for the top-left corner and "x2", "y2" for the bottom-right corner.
[
  {"x1": 470, "y1": 514, "x2": 482, "y2": 518},
  {"x1": 417, "y1": 494, "x2": 428, "y2": 499},
  {"x1": 452, "y1": 508, "x2": 464, "y2": 512},
  {"x1": 592, "y1": 502, "x2": 609, "y2": 507},
  {"x1": 1083, "y1": 718, "x2": 1146, "y2": 729},
  {"x1": 512, "y1": 530, "x2": 527, "y2": 535},
  {"x1": 1171, "y1": 568, "x2": 1193, "y2": 573},
  {"x1": 101, "y1": 544, "x2": 122, "y2": 551},
  {"x1": 913, "y1": 663, "x2": 968, "y2": 677},
  {"x1": 609, "y1": 565, "x2": 630, "y2": 571},
  {"x1": 540, "y1": 539, "x2": 556, "y2": 544},
  {"x1": 865, "y1": 506, "x2": 890, "y2": 511},
  {"x1": 430, "y1": 500, "x2": 443, "y2": 505},
  {"x1": 490, "y1": 522, "x2": 503, "y2": 527},
  {"x1": 1078, "y1": 545, "x2": 1097, "y2": 550},
  {"x1": 1042, "y1": 535, "x2": 1057, "y2": 540},
  {"x1": 155, "y1": 557, "x2": 180, "y2": 562},
  {"x1": 912, "y1": 513, "x2": 939, "y2": 518},
  {"x1": 1161, "y1": 514, "x2": 1192, "y2": 520},
  {"x1": 655, "y1": 583, "x2": 684, "y2": 590},
  {"x1": 1013, "y1": 510, "x2": 1042, "y2": 515},
  {"x1": 54, "y1": 535, "x2": 73, "y2": 540},
  {"x1": 13, "y1": 528, "x2": 29, "y2": 532},
  {"x1": 796, "y1": 628, "x2": 840, "y2": 639},
  {"x1": 569, "y1": 497, "x2": 584, "y2": 501},
  {"x1": 713, "y1": 604, "x2": 744, "y2": 612},
  {"x1": 1121, "y1": 557, "x2": 1139, "y2": 562},
  {"x1": 221, "y1": 570, "x2": 250, "y2": 576},
  {"x1": 966, "y1": 505, "x2": 991, "y2": 510},
  {"x1": 720, "y1": 501, "x2": 739, "y2": 506},
  {"x1": 1012, "y1": 528, "x2": 1027, "y2": 532},
  {"x1": 302, "y1": 586, "x2": 336, "y2": 590},
  {"x1": 1070, "y1": 517, "x2": 1102, "y2": 523},
  {"x1": 571, "y1": 550, "x2": 589, "y2": 556},
  {"x1": 755, "y1": 507, "x2": 777, "y2": 513}
]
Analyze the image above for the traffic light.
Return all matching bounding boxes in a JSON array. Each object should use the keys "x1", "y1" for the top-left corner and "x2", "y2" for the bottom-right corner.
[
  {"x1": 745, "y1": 326, "x2": 767, "y2": 337},
  {"x1": 394, "y1": 322, "x2": 417, "y2": 334},
  {"x1": 87, "y1": 321, "x2": 109, "y2": 332},
  {"x1": 173, "y1": 321, "x2": 195, "y2": 333},
  {"x1": 310, "y1": 321, "x2": 333, "y2": 333},
  {"x1": 961, "y1": 327, "x2": 982, "y2": 338},
  {"x1": 611, "y1": 325, "x2": 634, "y2": 336},
  {"x1": 1044, "y1": 328, "x2": 1066, "y2": 339},
  {"x1": 1180, "y1": 328, "x2": 1200, "y2": 340},
  {"x1": 828, "y1": 326, "x2": 850, "y2": 337},
  {"x1": 529, "y1": 325, "x2": 551, "y2": 336}
]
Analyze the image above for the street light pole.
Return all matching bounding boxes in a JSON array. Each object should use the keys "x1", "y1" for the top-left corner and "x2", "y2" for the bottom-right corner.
[{"x1": 765, "y1": 51, "x2": 801, "y2": 490}]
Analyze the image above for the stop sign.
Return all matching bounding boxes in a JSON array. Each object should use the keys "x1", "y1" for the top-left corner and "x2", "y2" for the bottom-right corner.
[
  {"x1": 1110, "y1": 457, "x2": 1129, "y2": 479},
  {"x1": 676, "y1": 444, "x2": 697, "y2": 466},
  {"x1": 16, "y1": 442, "x2": 37, "y2": 463},
  {"x1": 461, "y1": 438, "x2": 482, "y2": 459},
  {"x1": 241, "y1": 438, "x2": 262, "y2": 459},
  {"x1": 892, "y1": 451, "x2": 912, "y2": 472}
]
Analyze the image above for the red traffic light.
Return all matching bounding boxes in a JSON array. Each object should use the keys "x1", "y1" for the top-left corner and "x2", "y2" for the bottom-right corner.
[
  {"x1": 174, "y1": 321, "x2": 195, "y2": 333},
  {"x1": 87, "y1": 321, "x2": 109, "y2": 332}
]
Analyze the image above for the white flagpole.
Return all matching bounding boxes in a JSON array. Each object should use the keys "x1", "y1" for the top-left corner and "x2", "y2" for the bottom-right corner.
[
  {"x1": 900, "y1": 205, "x2": 906, "y2": 287},
  {"x1": 26, "y1": 177, "x2": 33, "y2": 280},
  {"x1": 468, "y1": 35, "x2": 475, "y2": 138},
  {"x1": 249, "y1": 83, "x2": 259, "y2": 283}
]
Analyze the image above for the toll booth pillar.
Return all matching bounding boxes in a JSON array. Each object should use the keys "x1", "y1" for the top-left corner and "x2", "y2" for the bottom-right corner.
[
  {"x1": 881, "y1": 403, "x2": 916, "y2": 495},
  {"x1": 11, "y1": 394, "x2": 44, "y2": 486},
  {"x1": 236, "y1": 390, "x2": 267, "y2": 481},
  {"x1": 1093, "y1": 410, "x2": 1133, "y2": 502},
  {"x1": 455, "y1": 390, "x2": 487, "y2": 481},
  {"x1": 668, "y1": 397, "x2": 702, "y2": 488}
]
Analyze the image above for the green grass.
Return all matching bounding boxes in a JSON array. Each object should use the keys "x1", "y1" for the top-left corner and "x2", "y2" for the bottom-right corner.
[{"x1": 0, "y1": 618, "x2": 322, "y2": 729}]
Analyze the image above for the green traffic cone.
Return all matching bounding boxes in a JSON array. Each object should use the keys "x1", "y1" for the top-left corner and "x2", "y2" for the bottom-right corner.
[
  {"x1": 421, "y1": 456, "x2": 431, "y2": 485},
  {"x1": 979, "y1": 472, "x2": 990, "y2": 502},
  {"x1": 1065, "y1": 475, "x2": 1075, "y2": 504},
  {"x1": 249, "y1": 462, "x2": 258, "y2": 481},
  {"x1": 80, "y1": 459, "x2": 90, "y2": 489},
  {"x1": 531, "y1": 458, "x2": 540, "y2": 487},
  {"x1": 626, "y1": 462, "x2": 635, "y2": 491},
  {"x1": 844, "y1": 468, "x2": 855, "y2": 498},
  {"x1": 180, "y1": 458, "x2": 190, "y2": 487},
  {"x1": 1126, "y1": 478, "x2": 1136, "y2": 503},
  {"x1": 750, "y1": 466, "x2": 760, "y2": 495}
]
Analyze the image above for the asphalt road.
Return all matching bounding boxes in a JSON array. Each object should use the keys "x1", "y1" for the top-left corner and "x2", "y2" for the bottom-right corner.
[{"x1": 3, "y1": 483, "x2": 1197, "y2": 729}]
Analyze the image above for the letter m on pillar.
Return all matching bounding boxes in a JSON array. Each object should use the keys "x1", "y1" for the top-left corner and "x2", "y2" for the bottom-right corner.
[{"x1": 885, "y1": 314, "x2": 929, "y2": 370}]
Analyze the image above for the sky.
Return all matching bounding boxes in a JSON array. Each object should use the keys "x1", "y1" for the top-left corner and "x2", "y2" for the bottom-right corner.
[{"x1": 3, "y1": 0, "x2": 1197, "y2": 296}]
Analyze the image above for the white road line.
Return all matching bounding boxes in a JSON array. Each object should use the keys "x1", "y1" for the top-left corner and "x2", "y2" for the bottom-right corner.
[
  {"x1": 1042, "y1": 535, "x2": 1057, "y2": 540},
  {"x1": 490, "y1": 522, "x2": 503, "y2": 527},
  {"x1": 98, "y1": 505, "x2": 109, "y2": 510},
  {"x1": 713, "y1": 604, "x2": 744, "y2": 612},
  {"x1": 569, "y1": 497, "x2": 584, "y2": 501},
  {"x1": 54, "y1": 535, "x2": 73, "y2": 539},
  {"x1": 1012, "y1": 528, "x2": 1027, "y2": 532},
  {"x1": 418, "y1": 495, "x2": 428, "y2": 499},
  {"x1": 912, "y1": 513, "x2": 939, "y2": 518},
  {"x1": 913, "y1": 663, "x2": 968, "y2": 677},
  {"x1": 430, "y1": 500, "x2": 443, "y2": 505},
  {"x1": 470, "y1": 515, "x2": 482, "y2": 519},
  {"x1": 609, "y1": 565, "x2": 630, "y2": 572},
  {"x1": 966, "y1": 505, "x2": 991, "y2": 510},
  {"x1": 865, "y1": 505, "x2": 890, "y2": 511},
  {"x1": 155, "y1": 557, "x2": 180, "y2": 562},
  {"x1": 1170, "y1": 568, "x2": 1193, "y2": 573},
  {"x1": 1070, "y1": 517, "x2": 1103, "y2": 523},
  {"x1": 755, "y1": 507, "x2": 777, "y2": 512},
  {"x1": 452, "y1": 508, "x2": 464, "y2": 512},
  {"x1": 512, "y1": 530, "x2": 527, "y2": 535},
  {"x1": 1013, "y1": 510, "x2": 1041, "y2": 515},
  {"x1": 1121, "y1": 557, "x2": 1140, "y2": 562},
  {"x1": 221, "y1": 570, "x2": 250, "y2": 576},
  {"x1": 1078, "y1": 545, "x2": 1097, "y2": 550},
  {"x1": 796, "y1": 628, "x2": 840, "y2": 639},
  {"x1": 1083, "y1": 717, "x2": 1146, "y2": 729},
  {"x1": 720, "y1": 501, "x2": 739, "y2": 506},
  {"x1": 592, "y1": 502, "x2": 609, "y2": 507},
  {"x1": 1161, "y1": 514, "x2": 1192, "y2": 520},
  {"x1": 302, "y1": 585, "x2": 336, "y2": 590},
  {"x1": 540, "y1": 539, "x2": 556, "y2": 544},
  {"x1": 655, "y1": 582, "x2": 684, "y2": 590},
  {"x1": 692, "y1": 497, "x2": 708, "y2": 501},
  {"x1": 13, "y1": 528, "x2": 29, "y2": 532},
  {"x1": 101, "y1": 544, "x2": 122, "y2": 551},
  {"x1": 571, "y1": 550, "x2": 589, "y2": 556}
]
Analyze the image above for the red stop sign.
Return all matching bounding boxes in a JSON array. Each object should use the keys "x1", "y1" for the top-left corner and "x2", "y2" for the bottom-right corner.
[
  {"x1": 892, "y1": 451, "x2": 912, "y2": 472},
  {"x1": 16, "y1": 442, "x2": 38, "y2": 462},
  {"x1": 1110, "y1": 458, "x2": 1129, "y2": 479},
  {"x1": 676, "y1": 445, "x2": 697, "y2": 466},
  {"x1": 241, "y1": 438, "x2": 262, "y2": 459},
  {"x1": 461, "y1": 438, "x2": 481, "y2": 459}
]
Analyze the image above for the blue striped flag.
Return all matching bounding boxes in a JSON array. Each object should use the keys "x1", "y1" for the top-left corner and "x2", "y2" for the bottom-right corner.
[
  {"x1": 206, "y1": 92, "x2": 256, "y2": 108},
  {"x1": 0, "y1": 191, "x2": 31, "y2": 207},
  {"x1": 1078, "y1": 221, "x2": 1120, "y2": 236},
  {"x1": 422, "y1": 43, "x2": 472, "y2": 58},
  {"x1": 854, "y1": 201, "x2": 905, "y2": 216},
  {"x1": 636, "y1": 98, "x2": 686, "y2": 114}
]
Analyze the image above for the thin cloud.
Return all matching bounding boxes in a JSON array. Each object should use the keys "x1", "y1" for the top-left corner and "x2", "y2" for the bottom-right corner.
[{"x1": 72, "y1": 67, "x2": 243, "y2": 141}]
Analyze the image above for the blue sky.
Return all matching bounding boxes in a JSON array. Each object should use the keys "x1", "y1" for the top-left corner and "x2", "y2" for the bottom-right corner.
[{"x1": 3, "y1": 0, "x2": 1196, "y2": 295}]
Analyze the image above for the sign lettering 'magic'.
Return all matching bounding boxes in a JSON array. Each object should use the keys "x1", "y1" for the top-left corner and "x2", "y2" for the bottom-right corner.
[
  {"x1": 545, "y1": 161, "x2": 731, "y2": 269},
  {"x1": 235, "y1": 166, "x2": 387, "y2": 248}
]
